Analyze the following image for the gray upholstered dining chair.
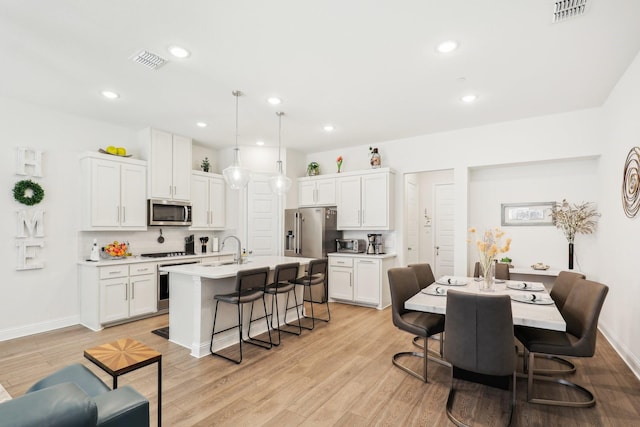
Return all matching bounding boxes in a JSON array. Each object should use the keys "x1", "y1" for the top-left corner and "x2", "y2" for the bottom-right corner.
[
  {"x1": 550, "y1": 270, "x2": 586, "y2": 311},
  {"x1": 515, "y1": 278, "x2": 608, "y2": 407},
  {"x1": 388, "y1": 267, "x2": 446, "y2": 382},
  {"x1": 408, "y1": 263, "x2": 436, "y2": 289},
  {"x1": 408, "y1": 263, "x2": 438, "y2": 348},
  {"x1": 210, "y1": 266, "x2": 272, "y2": 364},
  {"x1": 530, "y1": 270, "x2": 587, "y2": 376},
  {"x1": 472, "y1": 261, "x2": 510, "y2": 280},
  {"x1": 444, "y1": 290, "x2": 517, "y2": 426}
]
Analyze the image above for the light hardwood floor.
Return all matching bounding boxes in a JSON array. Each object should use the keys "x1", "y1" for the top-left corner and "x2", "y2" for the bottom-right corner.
[{"x1": 1, "y1": 302, "x2": 639, "y2": 426}]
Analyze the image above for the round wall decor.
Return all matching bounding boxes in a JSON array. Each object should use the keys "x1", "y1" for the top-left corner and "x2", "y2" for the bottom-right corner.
[
  {"x1": 622, "y1": 147, "x2": 640, "y2": 218},
  {"x1": 13, "y1": 179, "x2": 45, "y2": 206}
]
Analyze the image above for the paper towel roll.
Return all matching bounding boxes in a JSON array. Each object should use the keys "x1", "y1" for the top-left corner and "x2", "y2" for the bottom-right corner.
[{"x1": 212, "y1": 237, "x2": 219, "y2": 252}]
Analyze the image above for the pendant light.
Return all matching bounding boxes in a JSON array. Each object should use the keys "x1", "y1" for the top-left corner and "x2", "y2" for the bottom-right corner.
[
  {"x1": 223, "y1": 90, "x2": 251, "y2": 189},
  {"x1": 269, "y1": 111, "x2": 292, "y2": 194}
]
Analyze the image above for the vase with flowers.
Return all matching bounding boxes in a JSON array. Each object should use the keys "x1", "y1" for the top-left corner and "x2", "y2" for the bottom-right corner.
[
  {"x1": 336, "y1": 155, "x2": 343, "y2": 173},
  {"x1": 468, "y1": 227, "x2": 512, "y2": 291},
  {"x1": 549, "y1": 199, "x2": 600, "y2": 270}
]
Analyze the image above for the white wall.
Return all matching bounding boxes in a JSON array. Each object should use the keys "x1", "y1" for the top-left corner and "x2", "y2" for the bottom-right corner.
[
  {"x1": 0, "y1": 96, "x2": 138, "y2": 340},
  {"x1": 307, "y1": 108, "x2": 603, "y2": 273},
  {"x1": 468, "y1": 158, "x2": 599, "y2": 276},
  {"x1": 597, "y1": 51, "x2": 640, "y2": 377}
]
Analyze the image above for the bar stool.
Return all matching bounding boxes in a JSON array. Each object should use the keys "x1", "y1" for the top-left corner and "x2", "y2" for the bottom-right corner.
[
  {"x1": 291, "y1": 259, "x2": 329, "y2": 330},
  {"x1": 263, "y1": 262, "x2": 302, "y2": 346},
  {"x1": 209, "y1": 266, "x2": 272, "y2": 364}
]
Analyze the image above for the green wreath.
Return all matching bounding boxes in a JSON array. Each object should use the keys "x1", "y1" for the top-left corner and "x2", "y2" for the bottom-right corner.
[{"x1": 13, "y1": 179, "x2": 45, "y2": 206}]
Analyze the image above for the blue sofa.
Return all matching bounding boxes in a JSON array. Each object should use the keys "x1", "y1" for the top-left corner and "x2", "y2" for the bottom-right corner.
[{"x1": 0, "y1": 364, "x2": 149, "y2": 427}]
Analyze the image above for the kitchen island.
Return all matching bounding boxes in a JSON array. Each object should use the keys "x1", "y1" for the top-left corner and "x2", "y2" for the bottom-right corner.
[{"x1": 160, "y1": 256, "x2": 315, "y2": 358}]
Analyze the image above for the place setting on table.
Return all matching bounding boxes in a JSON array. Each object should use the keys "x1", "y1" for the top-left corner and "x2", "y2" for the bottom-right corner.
[{"x1": 421, "y1": 275, "x2": 555, "y2": 305}]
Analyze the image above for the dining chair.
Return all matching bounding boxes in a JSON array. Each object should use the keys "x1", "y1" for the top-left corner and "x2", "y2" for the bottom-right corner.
[
  {"x1": 550, "y1": 271, "x2": 586, "y2": 311},
  {"x1": 407, "y1": 263, "x2": 436, "y2": 289},
  {"x1": 444, "y1": 290, "x2": 517, "y2": 427},
  {"x1": 292, "y1": 258, "x2": 330, "y2": 330},
  {"x1": 262, "y1": 262, "x2": 302, "y2": 345},
  {"x1": 408, "y1": 263, "x2": 439, "y2": 348},
  {"x1": 529, "y1": 270, "x2": 587, "y2": 375},
  {"x1": 515, "y1": 278, "x2": 608, "y2": 407},
  {"x1": 210, "y1": 266, "x2": 272, "y2": 364},
  {"x1": 472, "y1": 261, "x2": 510, "y2": 280},
  {"x1": 388, "y1": 267, "x2": 446, "y2": 382}
]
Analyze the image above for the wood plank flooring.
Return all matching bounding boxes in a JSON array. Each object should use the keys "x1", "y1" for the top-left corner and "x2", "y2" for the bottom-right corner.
[{"x1": 1, "y1": 303, "x2": 639, "y2": 426}]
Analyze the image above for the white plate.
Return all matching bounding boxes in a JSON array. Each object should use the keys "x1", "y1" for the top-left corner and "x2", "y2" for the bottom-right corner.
[
  {"x1": 435, "y1": 277, "x2": 467, "y2": 286},
  {"x1": 507, "y1": 282, "x2": 545, "y2": 292},
  {"x1": 422, "y1": 285, "x2": 448, "y2": 296},
  {"x1": 494, "y1": 279, "x2": 506, "y2": 284},
  {"x1": 510, "y1": 294, "x2": 554, "y2": 305}
]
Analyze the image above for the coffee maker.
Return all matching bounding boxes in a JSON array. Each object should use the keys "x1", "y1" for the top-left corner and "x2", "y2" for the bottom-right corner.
[{"x1": 367, "y1": 234, "x2": 383, "y2": 254}]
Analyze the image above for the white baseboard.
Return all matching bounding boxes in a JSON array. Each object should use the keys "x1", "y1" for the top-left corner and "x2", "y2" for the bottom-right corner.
[
  {"x1": 598, "y1": 324, "x2": 640, "y2": 381},
  {"x1": 0, "y1": 315, "x2": 80, "y2": 342}
]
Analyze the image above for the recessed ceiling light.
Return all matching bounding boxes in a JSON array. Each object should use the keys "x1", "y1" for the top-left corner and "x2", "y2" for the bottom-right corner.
[
  {"x1": 461, "y1": 94, "x2": 478, "y2": 103},
  {"x1": 323, "y1": 125, "x2": 334, "y2": 132},
  {"x1": 196, "y1": 122, "x2": 207, "y2": 128},
  {"x1": 101, "y1": 90, "x2": 119, "y2": 99},
  {"x1": 267, "y1": 97, "x2": 282, "y2": 105},
  {"x1": 256, "y1": 140, "x2": 265, "y2": 146},
  {"x1": 168, "y1": 45, "x2": 190, "y2": 59},
  {"x1": 436, "y1": 40, "x2": 458, "y2": 53}
]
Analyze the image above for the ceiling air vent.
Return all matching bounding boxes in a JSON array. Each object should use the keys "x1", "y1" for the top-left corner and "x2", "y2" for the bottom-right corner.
[
  {"x1": 553, "y1": 0, "x2": 588, "y2": 23},
  {"x1": 131, "y1": 50, "x2": 167, "y2": 70}
]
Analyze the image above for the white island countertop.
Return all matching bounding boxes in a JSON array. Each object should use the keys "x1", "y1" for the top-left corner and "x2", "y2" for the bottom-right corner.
[{"x1": 159, "y1": 255, "x2": 317, "y2": 279}]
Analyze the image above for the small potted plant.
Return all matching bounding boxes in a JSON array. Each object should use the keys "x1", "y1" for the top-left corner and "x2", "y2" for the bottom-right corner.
[
  {"x1": 307, "y1": 161, "x2": 320, "y2": 176},
  {"x1": 201, "y1": 157, "x2": 211, "y2": 172}
]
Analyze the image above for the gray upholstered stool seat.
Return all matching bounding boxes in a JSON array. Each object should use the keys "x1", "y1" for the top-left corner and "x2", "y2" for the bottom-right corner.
[
  {"x1": 210, "y1": 266, "x2": 273, "y2": 364},
  {"x1": 264, "y1": 262, "x2": 302, "y2": 345}
]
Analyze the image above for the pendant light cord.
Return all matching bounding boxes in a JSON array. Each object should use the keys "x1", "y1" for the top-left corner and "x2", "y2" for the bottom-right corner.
[
  {"x1": 233, "y1": 90, "x2": 242, "y2": 150},
  {"x1": 277, "y1": 111, "x2": 284, "y2": 162}
]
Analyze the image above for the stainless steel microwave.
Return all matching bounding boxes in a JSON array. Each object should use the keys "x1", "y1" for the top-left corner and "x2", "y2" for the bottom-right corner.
[
  {"x1": 148, "y1": 199, "x2": 192, "y2": 226},
  {"x1": 336, "y1": 238, "x2": 366, "y2": 253}
]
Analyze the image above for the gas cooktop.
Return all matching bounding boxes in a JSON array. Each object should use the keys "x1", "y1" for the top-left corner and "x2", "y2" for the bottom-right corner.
[{"x1": 140, "y1": 252, "x2": 193, "y2": 258}]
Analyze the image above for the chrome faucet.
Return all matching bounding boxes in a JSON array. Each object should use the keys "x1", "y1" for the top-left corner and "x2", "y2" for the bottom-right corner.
[{"x1": 221, "y1": 235, "x2": 243, "y2": 264}]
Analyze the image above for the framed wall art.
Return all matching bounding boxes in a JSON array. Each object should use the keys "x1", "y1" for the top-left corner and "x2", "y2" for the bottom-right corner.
[{"x1": 501, "y1": 202, "x2": 555, "y2": 226}]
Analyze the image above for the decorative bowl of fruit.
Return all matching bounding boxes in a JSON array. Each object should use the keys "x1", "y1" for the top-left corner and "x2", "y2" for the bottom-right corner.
[{"x1": 101, "y1": 241, "x2": 132, "y2": 259}]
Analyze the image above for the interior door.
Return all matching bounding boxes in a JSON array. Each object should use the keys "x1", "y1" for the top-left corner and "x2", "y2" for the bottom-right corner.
[
  {"x1": 247, "y1": 175, "x2": 279, "y2": 256},
  {"x1": 405, "y1": 174, "x2": 419, "y2": 264},
  {"x1": 434, "y1": 183, "x2": 455, "y2": 277}
]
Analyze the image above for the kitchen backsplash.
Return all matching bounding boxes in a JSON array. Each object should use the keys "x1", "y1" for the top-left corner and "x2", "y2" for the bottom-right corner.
[
  {"x1": 78, "y1": 228, "x2": 228, "y2": 259},
  {"x1": 340, "y1": 230, "x2": 396, "y2": 252}
]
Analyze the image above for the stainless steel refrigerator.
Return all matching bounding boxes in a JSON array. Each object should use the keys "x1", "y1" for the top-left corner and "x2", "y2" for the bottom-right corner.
[{"x1": 284, "y1": 207, "x2": 341, "y2": 302}]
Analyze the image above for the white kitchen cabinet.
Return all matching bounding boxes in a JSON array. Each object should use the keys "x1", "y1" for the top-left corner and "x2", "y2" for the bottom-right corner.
[
  {"x1": 336, "y1": 169, "x2": 395, "y2": 230},
  {"x1": 140, "y1": 128, "x2": 192, "y2": 201},
  {"x1": 80, "y1": 262, "x2": 157, "y2": 329},
  {"x1": 328, "y1": 257, "x2": 354, "y2": 300},
  {"x1": 80, "y1": 153, "x2": 147, "y2": 231},
  {"x1": 191, "y1": 171, "x2": 226, "y2": 230},
  {"x1": 298, "y1": 177, "x2": 336, "y2": 207},
  {"x1": 328, "y1": 254, "x2": 395, "y2": 309}
]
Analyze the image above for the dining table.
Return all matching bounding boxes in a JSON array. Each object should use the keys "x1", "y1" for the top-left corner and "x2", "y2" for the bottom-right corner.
[{"x1": 405, "y1": 276, "x2": 566, "y2": 332}]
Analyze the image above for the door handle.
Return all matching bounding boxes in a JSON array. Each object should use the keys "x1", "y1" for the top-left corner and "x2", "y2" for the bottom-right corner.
[
  {"x1": 122, "y1": 207, "x2": 125, "y2": 223},
  {"x1": 436, "y1": 246, "x2": 440, "y2": 256}
]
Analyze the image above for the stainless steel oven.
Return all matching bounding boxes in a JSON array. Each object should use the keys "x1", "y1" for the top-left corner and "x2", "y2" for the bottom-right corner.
[{"x1": 157, "y1": 259, "x2": 200, "y2": 312}]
